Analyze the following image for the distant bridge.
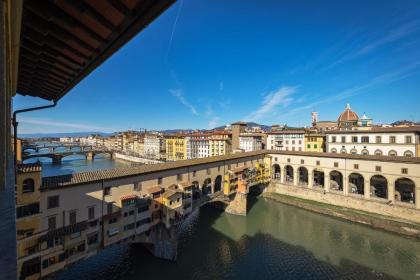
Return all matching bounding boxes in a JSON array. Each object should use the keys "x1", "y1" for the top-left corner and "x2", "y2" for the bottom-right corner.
[
  {"x1": 22, "y1": 150, "x2": 113, "y2": 164},
  {"x1": 22, "y1": 143, "x2": 94, "y2": 153}
]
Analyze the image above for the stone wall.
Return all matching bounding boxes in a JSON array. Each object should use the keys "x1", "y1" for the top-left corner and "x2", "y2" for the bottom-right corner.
[
  {"x1": 225, "y1": 193, "x2": 247, "y2": 216},
  {"x1": 113, "y1": 152, "x2": 164, "y2": 164},
  {"x1": 271, "y1": 183, "x2": 420, "y2": 224}
]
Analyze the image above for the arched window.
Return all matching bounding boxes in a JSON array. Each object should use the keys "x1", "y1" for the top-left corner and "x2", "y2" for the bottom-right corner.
[
  {"x1": 22, "y1": 178, "x2": 35, "y2": 193},
  {"x1": 374, "y1": 149, "x2": 383, "y2": 156},
  {"x1": 388, "y1": 150, "x2": 397, "y2": 157},
  {"x1": 361, "y1": 149, "x2": 369, "y2": 155},
  {"x1": 340, "y1": 148, "x2": 347, "y2": 154},
  {"x1": 350, "y1": 148, "x2": 357, "y2": 155},
  {"x1": 330, "y1": 148, "x2": 337, "y2": 153},
  {"x1": 404, "y1": 151, "x2": 414, "y2": 157}
]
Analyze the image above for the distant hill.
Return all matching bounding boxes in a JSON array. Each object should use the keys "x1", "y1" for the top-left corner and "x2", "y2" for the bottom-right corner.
[
  {"x1": 19, "y1": 132, "x2": 114, "y2": 139},
  {"x1": 213, "y1": 122, "x2": 271, "y2": 131}
]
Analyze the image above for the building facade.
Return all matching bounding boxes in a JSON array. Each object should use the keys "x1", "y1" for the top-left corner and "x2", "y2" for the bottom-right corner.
[
  {"x1": 304, "y1": 134, "x2": 325, "y2": 153},
  {"x1": 267, "y1": 130, "x2": 305, "y2": 151},
  {"x1": 326, "y1": 127, "x2": 420, "y2": 157},
  {"x1": 239, "y1": 133, "x2": 264, "y2": 152}
]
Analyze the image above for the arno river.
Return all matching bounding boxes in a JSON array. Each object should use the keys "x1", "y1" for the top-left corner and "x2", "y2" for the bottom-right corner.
[
  {"x1": 55, "y1": 194, "x2": 419, "y2": 280},
  {"x1": 26, "y1": 154, "x2": 419, "y2": 279}
]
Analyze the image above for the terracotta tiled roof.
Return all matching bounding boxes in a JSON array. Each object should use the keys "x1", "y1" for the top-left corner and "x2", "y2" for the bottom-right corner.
[
  {"x1": 17, "y1": 163, "x2": 42, "y2": 173},
  {"x1": 120, "y1": 194, "x2": 137, "y2": 201},
  {"x1": 326, "y1": 126, "x2": 420, "y2": 134},
  {"x1": 267, "y1": 130, "x2": 306, "y2": 135},
  {"x1": 40, "y1": 150, "x2": 420, "y2": 191},
  {"x1": 338, "y1": 109, "x2": 359, "y2": 122},
  {"x1": 162, "y1": 189, "x2": 180, "y2": 199},
  {"x1": 267, "y1": 150, "x2": 420, "y2": 163},
  {"x1": 41, "y1": 151, "x2": 265, "y2": 190},
  {"x1": 147, "y1": 186, "x2": 162, "y2": 194}
]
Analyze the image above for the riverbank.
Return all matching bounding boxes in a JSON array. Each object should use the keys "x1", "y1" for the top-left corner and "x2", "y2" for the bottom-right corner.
[
  {"x1": 113, "y1": 152, "x2": 163, "y2": 164},
  {"x1": 263, "y1": 192, "x2": 420, "y2": 239}
]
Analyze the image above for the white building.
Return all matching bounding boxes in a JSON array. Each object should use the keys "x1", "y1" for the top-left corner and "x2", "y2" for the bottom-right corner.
[
  {"x1": 190, "y1": 137, "x2": 210, "y2": 159},
  {"x1": 326, "y1": 126, "x2": 420, "y2": 157},
  {"x1": 144, "y1": 134, "x2": 162, "y2": 158},
  {"x1": 266, "y1": 130, "x2": 305, "y2": 151},
  {"x1": 239, "y1": 133, "x2": 263, "y2": 152}
]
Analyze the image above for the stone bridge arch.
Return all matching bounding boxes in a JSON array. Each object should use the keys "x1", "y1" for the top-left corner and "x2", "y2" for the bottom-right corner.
[
  {"x1": 272, "y1": 164, "x2": 281, "y2": 180},
  {"x1": 370, "y1": 175, "x2": 388, "y2": 199},
  {"x1": 395, "y1": 177, "x2": 415, "y2": 204}
]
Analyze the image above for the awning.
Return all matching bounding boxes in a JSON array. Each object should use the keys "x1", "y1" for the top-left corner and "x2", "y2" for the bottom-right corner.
[{"x1": 17, "y1": 0, "x2": 176, "y2": 101}]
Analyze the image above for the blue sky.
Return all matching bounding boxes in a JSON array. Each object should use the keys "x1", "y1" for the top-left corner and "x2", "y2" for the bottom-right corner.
[{"x1": 14, "y1": 0, "x2": 420, "y2": 134}]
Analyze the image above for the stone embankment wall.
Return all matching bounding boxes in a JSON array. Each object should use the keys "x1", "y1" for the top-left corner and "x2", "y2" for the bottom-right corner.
[
  {"x1": 268, "y1": 183, "x2": 420, "y2": 224},
  {"x1": 113, "y1": 152, "x2": 164, "y2": 164},
  {"x1": 225, "y1": 193, "x2": 247, "y2": 216},
  {"x1": 264, "y1": 183, "x2": 420, "y2": 238}
]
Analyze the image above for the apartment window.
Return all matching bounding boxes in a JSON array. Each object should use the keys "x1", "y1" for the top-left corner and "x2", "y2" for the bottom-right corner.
[
  {"x1": 193, "y1": 170, "x2": 196, "y2": 177},
  {"x1": 275, "y1": 157, "x2": 278, "y2": 162},
  {"x1": 16, "y1": 203, "x2": 39, "y2": 219},
  {"x1": 341, "y1": 136, "x2": 346, "y2": 143},
  {"x1": 354, "y1": 164, "x2": 359, "y2": 170},
  {"x1": 286, "y1": 140, "x2": 289, "y2": 144},
  {"x1": 361, "y1": 136, "x2": 369, "y2": 143},
  {"x1": 316, "y1": 161, "x2": 320, "y2": 166},
  {"x1": 334, "y1": 162, "x2": 338, "y2": 168},
  {"x1": 301, "y1": 160, "x2": 304, "y2": 164},
  {"x1": 375, "y1": 166, "x2": 381, "y2": 172},
  {"x1": 314, "y1": 144, "x2": 318, "y2": 149},
  {"x1": 104, "y1": 187, "x2": 111, "y2": 196},
  {"x1": 69, "y1": 211, "x2": 77, "y2": 225},
  {"x1": 352, "y1": 136, "x2": 358, "y2": 143},
  {"x1": 292, "y1": 147, "x2": 295, "y2": 151},
  {"x1": 177, "y1": 174, "x2": 183, "y2": 181},
  {"x1": 405, "y1": 136, "x2": 412, "y2": 144},
  {"x1": 22, "y1": 178, "x2": 35, "y2": 193},
  {"x1": 158, "y1": 177, "x2": 163, "y2": 184},
  {"x1": 331, "y1": 136, "x2": 336, "y2": 143},
  {"x1": 88, "y1": 207, "x2": 95, "y2": 220},
  {"x1": 299, "y1": 140, "x2": 302, "y2": 144},
  {"x1": 48, "y1": 216, "x2": 56, "y2": 230},
  {"x1": 47, "y1": 196, "x2": 59, "y2": 209},
  {"x1": 292, "y1": 140, "x2": 295, "y2": 144},
  {"x1": 207, "y1": 168, "x2": 211, "y2": 175},
  {"x1": 390, "y1": 136, "x2": 396, "y2": 144},
  {"x1": 218, "y1": 166, "x2": 221, "y2": 172},
  {"x1": 87, "y1": 233, "x2": 98, "y2": 245},
  {"x1": 307, "y1": 144, "x2": 311, "y2": 149},
  {"x1": 287, "y1": 158, "x2": 291, "y2": 163},
  {"x1": 401, "y1": 168, "x2": 408, "y2": 174},
  {"x1": 107, "y1": 203, "x2": 113, "y2": 214},
  {"x1": 376, "y1": 136, "x2": 382, "y2": 143}
]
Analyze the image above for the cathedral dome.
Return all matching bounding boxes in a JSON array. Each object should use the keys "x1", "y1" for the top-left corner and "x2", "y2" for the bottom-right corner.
[{"x1": 338, "y1": 104, "x2": 359, "y2": 122}]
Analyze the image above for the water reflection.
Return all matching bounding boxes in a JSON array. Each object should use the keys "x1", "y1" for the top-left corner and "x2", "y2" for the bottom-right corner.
[{"x1": 56, "y1": 196, "x2": 419, "y2": 280}]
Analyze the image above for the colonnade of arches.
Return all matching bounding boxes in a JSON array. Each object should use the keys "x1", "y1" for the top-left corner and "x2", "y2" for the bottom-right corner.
[
  {"x1": 329, "y1": 148, "x2": 414, "y2": 157},
  {"x1": 191, "y1": 174, "x2": 224, "y2": 199},
  {"x1": 271, "y1": 164, "x2": 416, "y2": 205}
]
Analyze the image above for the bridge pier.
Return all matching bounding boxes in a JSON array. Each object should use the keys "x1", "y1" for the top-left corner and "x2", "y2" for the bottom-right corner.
[
  {"x1": 86, "y1": 151, "x2": 94, "y2": 161},
  {"x1": 52, "y1": 155, "x2": 62, "y2": 164},
  {"x1": 225, "y1": 192, "x2": 247, "y2": 216},
  {"x1": 142, "y1": 224, "x2": 178, "y2": 261}
]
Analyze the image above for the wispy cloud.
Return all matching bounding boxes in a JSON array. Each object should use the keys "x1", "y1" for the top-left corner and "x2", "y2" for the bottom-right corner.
[
  {"x1": 246, "y1": 86, "x2": 297, "y2": 122},
  {"x1": 219, "y1": 81, "x2": 224, "y2": 91},
  {"x1": 19, "y1": 118, "x2": 112, "y2": 132},
  {"x1": 324, "y1": 20, "x2": 420, "y2": 70},
  {"x1": 169, "y1": 88, "x2": 199, "y2": 115},
  {"x1": 205, "y1": 102, "x2": 213, "y2": 117},
  {"x1": 166, "y1": 0, "x2": 184, "y2": 60},
  {"x1": 277, "y1": 60, "x2": 420, "y2": 119},
  {"x1": 208, "y1": 117, "x2": 220, "y2": 129}
]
